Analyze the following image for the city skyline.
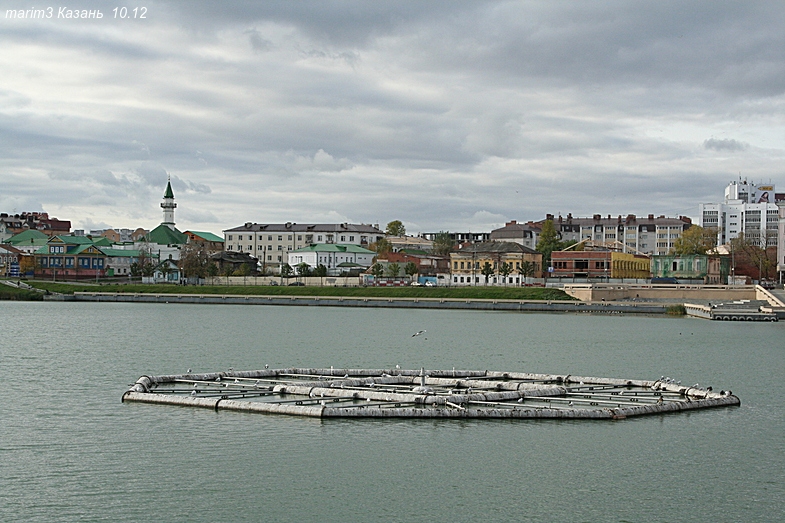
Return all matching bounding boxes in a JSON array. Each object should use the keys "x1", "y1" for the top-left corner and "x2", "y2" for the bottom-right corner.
[{"x1": 1, "y1": 1, "x2": 783, "y2": 234}]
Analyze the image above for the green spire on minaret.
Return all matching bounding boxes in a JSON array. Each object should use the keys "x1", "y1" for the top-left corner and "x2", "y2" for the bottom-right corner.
[
  {"x1": 163, "y1": 179, "x2": 174, "y2": 199},
  {"x1": 161, "y1": 176, "x2": 177, "y2": 229}
]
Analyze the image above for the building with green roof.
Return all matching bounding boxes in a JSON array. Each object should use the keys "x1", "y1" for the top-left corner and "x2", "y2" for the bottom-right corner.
[
  {"x1": 287, "y1": 244, "x2": 375, "y2": 275},
  {"x1": 34, "y1": 235, "x2": 108, "y2": 279},
  {"x1": 5, "y1": 229, "x2": 50, "y2": 254}
]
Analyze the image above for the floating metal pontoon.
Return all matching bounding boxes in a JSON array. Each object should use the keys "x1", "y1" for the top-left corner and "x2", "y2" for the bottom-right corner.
[{"x1": 123, "y1": 368, "x2": 739, "y2": 419}]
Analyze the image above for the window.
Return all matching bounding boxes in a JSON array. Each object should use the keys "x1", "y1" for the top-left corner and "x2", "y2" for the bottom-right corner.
[
  {"x1": 267, "y1": 255, "x2": 272, "y2": 261},
  {"x1": 288, "y1": 235, "x2": 292, "y2": 240},
  {"x1": 460, "y1": 262, "x2": 465, "y2": 269},
  {"x1": 297, "y1": 235, "x2": 302, "y2": 241},
  {"x1": 341, "y1": 236, "x2": 346, "y2": 241},
  {"x1": 228, "y1": 235, "x2": 233, "y2": 241},
  {"x1": 278, "y1": 235, "x2": 283, "y2": 241},
  {"x1": 238, "y1": 235, "x2": 243, "y2": 241},
  {"x1": 258, "y1": 245, "x2": 263, "y2": 250},
  {"x1": 349, "y1": 236, "x2": 354, "y2": 242},
  {"x1": 318, "y1": 235, "x2": 323, "y2": 241}
]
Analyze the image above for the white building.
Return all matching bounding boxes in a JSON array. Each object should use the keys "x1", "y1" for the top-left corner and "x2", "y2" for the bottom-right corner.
[
  {"x1": 778, "y1": 199, "x2": 785, "y2": 281},
  {"x1": 287, "y1": 244, "x2": 376, "y2": 275},
  {"x1": 543, "y1": 213, "x2": 692, "y2": 256},
  {"x1": 699, "y1": 180, "x2": 780, "y2": 248},
  {"x1": 223, "y1": 223, "x2": 384, "y2": 271}
]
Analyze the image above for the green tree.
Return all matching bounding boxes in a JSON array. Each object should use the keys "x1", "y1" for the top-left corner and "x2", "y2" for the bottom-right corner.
[
  {"x1": 536, "y1": 220, "x2": 561, "y2": 268},
  {"x1": 671, "y1": 226, "x2": 718, "y2": 255},
  {"x1": 387, "y1": 262, "x2": 401, "y2": 277},
  {"x1": 131, "y1": 244, "x2": 156, "y2": 277},
  {"x1": 296, "y1": 262, "x2": 312, "y2": 277},
  {"x1": 518, "y1": 260, "x2": 536, "y2": 281},
  {"x1": 432, "y1": 231, "x2": 454, "y2": 256},
  {"x1": 314, "y1": 263, "x2": 327, "y2": 285},
  {"x1": 234, "y1": 262, "x2": 252, "y2": 285},
  {"x1": 280, "y1": 263, "x2": 293, "y2": 280},
  {"x1": 178, "y1": 242, "x2": 210, "y2": 280},
  {"x1": 499, "y1": 262, "x2": 512, "y2": 285},
  {"x1": 206, "y1": 262, "x2": 219, "y2": 278},
  {"x1": 404, "y1": 261, "x2": 418, "y2": 279},
  {"x1": 480, "y1": 261, "x2": 495, "y2": 285},
  {"x1": 370, "y1": 263, "x2": 384, "y2": 285},
  {"x1": 372, "y1": 237, "x2": 392, "y2": 255},
  {"x1": 385, "y1": 220, "x2": 406, "y2": 236}
]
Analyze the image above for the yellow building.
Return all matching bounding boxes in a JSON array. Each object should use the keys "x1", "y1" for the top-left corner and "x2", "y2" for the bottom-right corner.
[
  {"x1": 610, "y1": 251, "x2": 650, "y2": 279},
  {"x1": 449, "y1": 241, "x2": 542, "y2": 286}
]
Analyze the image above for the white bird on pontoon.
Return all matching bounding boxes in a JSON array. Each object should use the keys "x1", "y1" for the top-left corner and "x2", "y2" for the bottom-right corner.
[{"x1": 412, "y1": 330, "x2": 426, "y2": 337}]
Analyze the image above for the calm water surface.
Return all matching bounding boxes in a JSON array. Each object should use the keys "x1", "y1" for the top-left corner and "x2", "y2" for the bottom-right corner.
[{"x1": 1, "y1": 302, "x2": 783, "y2": 522}]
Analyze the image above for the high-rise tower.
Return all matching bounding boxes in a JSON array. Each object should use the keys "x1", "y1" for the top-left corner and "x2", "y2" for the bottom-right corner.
[{"x1": 161, "y1": 177, "x2": 176, "y2": 230}]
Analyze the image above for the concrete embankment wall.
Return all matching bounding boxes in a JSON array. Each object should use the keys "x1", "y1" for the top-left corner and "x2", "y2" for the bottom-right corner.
[
  {"x1": 56, "y1": 292, "x2": 669, "y2": 314},
  {"x1": 563, "y1": 283, "x2": 758, "y2": 303}
]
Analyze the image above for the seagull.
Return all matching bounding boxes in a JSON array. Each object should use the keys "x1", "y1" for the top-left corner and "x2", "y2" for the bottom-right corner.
[
  {"x1": 412, "y1": 330, "x2": 426, "y2": 337},
  {"x1": 517, "y1": 398, "x2": 524, "y2": 403},
  {"x1": 187, "y1": 368, "x2": 192, "y2": 373},
  {"x1": 568, "y1": 401, "x2": 574, "y2": 407},
  {"x1": 264, "y1": 364, "x2": 269, "y2": 369},
  {"x1": 191, "y1": 390, "x2": 197, "y2": 396}
]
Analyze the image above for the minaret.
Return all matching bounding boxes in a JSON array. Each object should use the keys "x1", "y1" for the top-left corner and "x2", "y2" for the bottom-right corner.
[{"x1": 161, "y1": 177, "x2": 176, "y2": 230}]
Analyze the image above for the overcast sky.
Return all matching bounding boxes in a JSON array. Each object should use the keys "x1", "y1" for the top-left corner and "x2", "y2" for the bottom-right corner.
[{"x1": 1, "y1": 1, "x2": 783, "y2": 235}]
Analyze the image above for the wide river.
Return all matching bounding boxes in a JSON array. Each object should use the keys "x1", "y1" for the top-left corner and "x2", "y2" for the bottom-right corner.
[{"x1": 1, "y1": 302, "x2": 783, "y2": 522}]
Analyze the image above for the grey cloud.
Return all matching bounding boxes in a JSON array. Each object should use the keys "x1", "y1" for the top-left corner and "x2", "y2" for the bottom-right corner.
[
  {"x1": 703, "y1": 138, "x2": 749, "y2": 152},
  {"x1": 246, "y1": 29, "x2": 274, "y2": 53}
]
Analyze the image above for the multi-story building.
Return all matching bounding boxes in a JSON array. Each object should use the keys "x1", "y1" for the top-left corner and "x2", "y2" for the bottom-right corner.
[
  {"x1": 420, "y1": 231, "x2": 490, "y2": 243},
  {"x1": 184, "y1": 231, "x2": 224, "y2": 254},
  {"x1": 489, "y1": 220, "x2": 541, "y2": 250},
  {"x1": 223, "y1": 223, "x2": 384, "y2": 271},
  {"x1": 550, "y1": 245, "x2": 650, "y2": 281},
  {"x1": 0, "y1": 244, "x2": 22, "y2": 276},
  {"x1": 777, "y1": 197, "x2": 785, "y2": 281},
  {"x1": 0, "y1": 212, "x2": 70, "y2": 241},
  {"x1": 449, "y1": 241, "x2": 542, "y2": 286},
  {"x1": 542, "y1": 213, "x2": 692, "y2": 256},
  {"x1": 699, "y1": 180, "x2": 782, "y2": 248}
]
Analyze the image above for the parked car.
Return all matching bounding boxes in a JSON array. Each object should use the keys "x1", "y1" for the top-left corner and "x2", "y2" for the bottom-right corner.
[
  {"x1": 424, "y1": 281, "x2": 435, "y2": 287},
  {"x1": 288, "y1": 282, "x2": 305, "y2": 286}
]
